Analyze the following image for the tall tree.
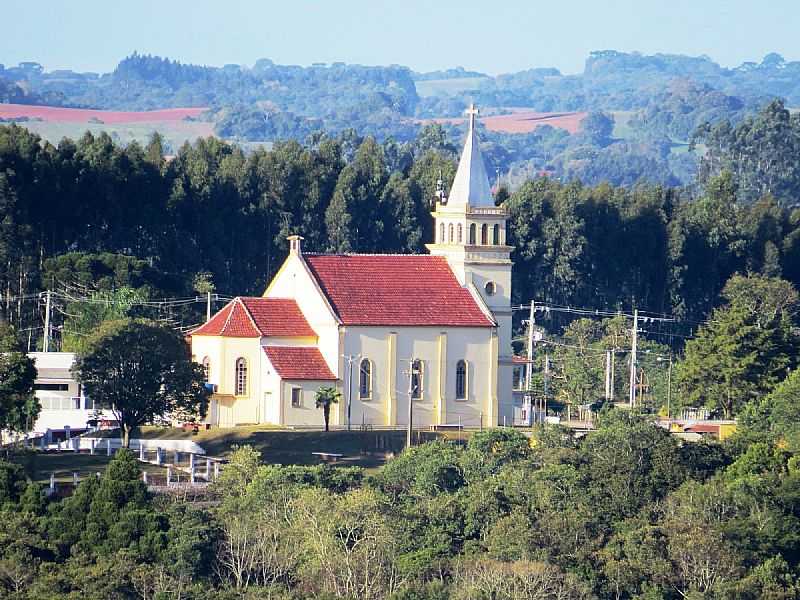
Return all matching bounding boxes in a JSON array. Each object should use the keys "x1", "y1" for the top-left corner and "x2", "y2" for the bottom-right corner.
[
  {"x1": 676, "y1": 274, "x2": 799, "y2": 417},
  {"x1": 325, "y1": 137, "x2": 388, "y2": 253},
  {"x1": 74, "y1": 319, "x2": 209, "y2": 446},
  {"x1": 0, "y1": 322, "x2": 38, "y2": 442}
]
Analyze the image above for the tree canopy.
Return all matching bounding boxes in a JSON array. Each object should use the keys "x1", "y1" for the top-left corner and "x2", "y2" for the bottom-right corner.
[{"x1": 73, "y1": 319, "x2": 209, "y2": 446}]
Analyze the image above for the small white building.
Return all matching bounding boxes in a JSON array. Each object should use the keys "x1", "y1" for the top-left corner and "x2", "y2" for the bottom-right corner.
[{"x1": 29, "y1": 352, "x2": 116, "y2": 440}]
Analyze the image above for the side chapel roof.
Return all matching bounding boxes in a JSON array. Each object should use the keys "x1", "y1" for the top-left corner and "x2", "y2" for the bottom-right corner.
[
  {"x1": 263, "y1": 346, "x2": 337, "y2": 380},
  {"x1": 190, "y1": 297, "x2": 317, "y2": 338}
]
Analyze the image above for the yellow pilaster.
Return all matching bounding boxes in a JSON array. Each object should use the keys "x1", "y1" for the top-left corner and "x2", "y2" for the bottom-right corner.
[
  {"x1": 338, "y1": 328, "x2": 346, "y2": 426},
  {"x1": 386, "y1": 332, "x2": 397, "y2": 426},
  {"x1": 488, "y1": 331, "x2": 499, "y2": 426},
  {"x1": 437, "y1": 332, "x2": 447, "y2": 425}
]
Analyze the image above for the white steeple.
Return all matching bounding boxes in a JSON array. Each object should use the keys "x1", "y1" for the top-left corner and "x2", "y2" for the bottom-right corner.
[{"x1": 447, "y1": 104, "x2": 494, "y2": 208}]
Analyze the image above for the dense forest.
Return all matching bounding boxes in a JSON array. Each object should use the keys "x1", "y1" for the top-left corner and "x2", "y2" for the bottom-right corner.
[
  {"x1": 3, "y1": 49, "x2": 796, "y2": 185},
  {"x1": 3, "y1": 408, "x2": 800, "y2": 598},
  {"x1": 2, "y1": 98, "x2": 800, "y2": 420},
  {"x1": 2, "y1": 98, "x2": 800, "y2": 324},
  {"x1": 4, "y1": 45, "x2": 800, "y2": 600}
]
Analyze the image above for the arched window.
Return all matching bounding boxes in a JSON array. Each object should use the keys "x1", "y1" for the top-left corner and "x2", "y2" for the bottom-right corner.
[
  {"x1": 457, "y1": 224, "x2": 463, "y2": 243},
  {"x1": 469, "y1": 223, "x2": 476, "y2": 245},
  {"x1": 359, "y1": 358, "x2": 372, "y2": 400},
  {"x1": 411, "y1": 359, "x2": 423, "y2": 400},
  {"x1": 481, "y1": 223, "x2": 488, "y2": 245},
  {"x1": 493, "y1": 224, "x2": 500, "y2": 245},
  {"x1": 235, "y1": 358, "x2": 247, "y2": 396},
  {"x1": 455, "y1": 360, "x2": 467, "y2": 400},
  {"x1": 202, "y1": 356, "x2": 211, "y2": 382},
  {"x1": 448, "y1": 223, "x2": 454, "y2": 243},
  {"x1": 439, "y1": 223, "x2": 445, "y2": 243}
]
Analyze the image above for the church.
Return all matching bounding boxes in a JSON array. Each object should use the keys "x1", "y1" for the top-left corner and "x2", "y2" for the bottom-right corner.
[{"x1": 190, "y1": 105, "x2": 515, "y2": 428}]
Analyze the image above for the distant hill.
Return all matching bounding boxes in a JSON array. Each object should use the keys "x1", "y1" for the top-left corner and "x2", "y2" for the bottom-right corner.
[{"x1": 1, "y1": 49, "x2": 795, "y2": 187}]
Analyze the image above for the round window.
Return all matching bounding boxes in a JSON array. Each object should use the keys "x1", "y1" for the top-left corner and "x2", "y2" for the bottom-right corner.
[{"x1": 484, "y1": 281, "x2": 496, "y2": 296}]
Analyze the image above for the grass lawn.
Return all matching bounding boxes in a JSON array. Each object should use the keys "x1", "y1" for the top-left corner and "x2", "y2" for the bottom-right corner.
[
  {"x1": 10, "y1": 451, "x2": 165, "y2": 484},
  {"x1": 91, "y1": 425, "x2": 448, "y2": 471}
]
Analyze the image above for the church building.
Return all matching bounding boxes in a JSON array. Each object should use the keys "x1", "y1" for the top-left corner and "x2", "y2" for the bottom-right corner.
[{"x1": 190, "y1": 105, "x2": 515, "y2": 428}]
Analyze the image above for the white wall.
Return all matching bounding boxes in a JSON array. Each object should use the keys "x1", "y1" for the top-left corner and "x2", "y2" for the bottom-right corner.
[
  {"x1": 263, "y1": 252, "x2": 342, "y2": 379},
  {"x1": 280, "y1": 380, "x2": 337, "y2": 427},
  {"x1": 29, "y1": 352, "x2": 115, "y2": 433}
]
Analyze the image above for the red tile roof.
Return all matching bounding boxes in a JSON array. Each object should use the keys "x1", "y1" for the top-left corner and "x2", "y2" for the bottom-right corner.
[
  {"x1": 304, "y1": 254, "x2": 494, "y2": 327},
  {"x1": 240, "y1": 298, "x2": 317, "y2": 337},
  {"x1": 682, "y1": 423, "x2": 720, "y2": 434},
  {"x1": 263, "y1": 346, "x2": 337, "y2": 380},
  {"x1": 191, "y1": 298, "x2": 316, "y2": 338}
]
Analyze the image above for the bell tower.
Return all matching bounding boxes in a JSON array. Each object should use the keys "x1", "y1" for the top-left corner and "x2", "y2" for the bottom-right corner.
[{"x1": 426, "y1": 104, "x2": 513, "y2": 421}]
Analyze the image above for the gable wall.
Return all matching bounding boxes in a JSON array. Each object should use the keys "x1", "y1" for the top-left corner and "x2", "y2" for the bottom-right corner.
[{"x1": 263, "y1": 253, "x2": 342, "y2": 378}]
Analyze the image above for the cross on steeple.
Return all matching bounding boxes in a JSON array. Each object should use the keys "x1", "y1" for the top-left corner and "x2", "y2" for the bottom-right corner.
[{"x1": 466, "y1": 103, "x2": 479, "y2": 130}]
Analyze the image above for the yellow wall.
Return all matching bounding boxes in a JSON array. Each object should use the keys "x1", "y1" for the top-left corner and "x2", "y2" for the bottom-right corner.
[
  {"x1": 191, "y1": 335, "x2": 263, "y2": 426},
  {"x1": 341, "y1": 325, "x2": 497, "y2": 428}
]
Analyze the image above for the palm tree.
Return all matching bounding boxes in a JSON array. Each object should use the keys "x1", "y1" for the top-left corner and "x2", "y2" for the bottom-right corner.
[{"x1": 314, "y1": 386, "x2": 341, "y2": 432}]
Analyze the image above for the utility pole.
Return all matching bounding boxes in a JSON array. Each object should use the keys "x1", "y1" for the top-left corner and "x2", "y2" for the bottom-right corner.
[
  {"x1": 206, "y1": 291, "x2": 212, "y2": 322},
  {"x1": 43, "y1": 290, "x2": 51, "y2": 352},
  {"x1": 666, "y1": 353, "x2": 673, "y2": 420},
  {"x1": 526, "y1": 302, "x2": 535, "y2": 392},
  {"x1": 610, "y1": 350, "x2": 616, "y2": 402},
  {"x1": 526, "y1": 301, "x2": 535, "y2": 421},
  {"x1": 342, "y1": 354, "x2": 358, "y2": 432},
  {"x1": 629, "y1": 309, "x2": 638, "y2": 407},
  {"x1": 604, "y1": 350, "x2": 612, "y2": 401}
]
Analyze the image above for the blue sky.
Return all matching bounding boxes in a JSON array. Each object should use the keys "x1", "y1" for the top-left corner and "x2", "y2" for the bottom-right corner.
[{"x1": 4, "y1": 0, "x2": 800, "y2": 75}]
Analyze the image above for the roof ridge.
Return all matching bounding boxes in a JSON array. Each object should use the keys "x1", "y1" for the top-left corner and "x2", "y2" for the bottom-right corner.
[
  {"x1": 218, "y1": 299, "x2": 238, "y2": 335},
  {"x1": 236, "y1": 297, "x2": 264, "y2": 336},
  {"x1": 304, "y1": 252, "x2": 440, "y2": 258}
]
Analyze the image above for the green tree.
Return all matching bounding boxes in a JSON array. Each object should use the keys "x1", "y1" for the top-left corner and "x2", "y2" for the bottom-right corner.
[
  {"x1": 314, "y1": 386, "x2": 340, "y2": 432},
  {"x1": 740, "y1": 368, "x2": 800, "y2": 450},
  {"x1": 74, "y1": 319, "x2": 209, "y2": 446},
  {"x1": 0, "y1": 322, "x2": 38, "y2": 441},
  {"x1": 676, "y1": 274, "x2": 799, "y2": 417},
  {"x1": 325, "y1": 137, "x2": 388, "y2": 252}
]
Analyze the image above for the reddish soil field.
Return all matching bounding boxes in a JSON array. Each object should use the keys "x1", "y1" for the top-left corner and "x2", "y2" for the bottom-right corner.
[
  {"x1": 0, "y1": 103, "x2": 208, "y2": 124},
  {"x1": 420, "y1": 110, "x2": 588, "y2": 134}
]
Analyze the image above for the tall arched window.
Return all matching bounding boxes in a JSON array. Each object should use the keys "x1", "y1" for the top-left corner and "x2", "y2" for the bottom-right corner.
[
  {"x1": 448, "y1": 223, "x2": 454, "y2": 243},
  {"x1": 202, "y1": 356, "x2": 211, "y2": 382},
  {"x1": 457, "y1": 224, "x2": 463, "y2": 243},
  {"x1": 359, "y1": 358, "x2": 372, "y2": 400},
  {"x1": 439, "y1": 223, "x2": 445, "y2": 243},
  {"x1": 235, "y1": 358, "x2": 247, "y2": 396},
  {"x1": 481, "y1": 224, "x2": 488, "y2": 245},
  {"x1": 411, "y1": 359, "x2": 423, "y2": 400},
  {"x1": 469, "y1": 223, "x2": 476, "y2": 245},
  {"x1": 455, "y1": 360, "x2": 467, "y2": 400},
  {"x1": 493, "y1": 223, "x2": 500, "y2": 245}
]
